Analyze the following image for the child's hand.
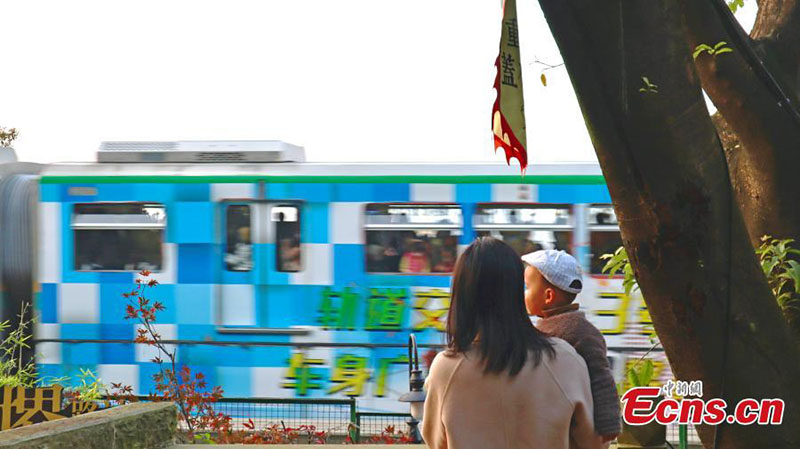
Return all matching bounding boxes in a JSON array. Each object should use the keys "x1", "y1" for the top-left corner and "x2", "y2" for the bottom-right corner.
[{"x1": 601, "y1": 434, "x2": 618, "y2": 443}]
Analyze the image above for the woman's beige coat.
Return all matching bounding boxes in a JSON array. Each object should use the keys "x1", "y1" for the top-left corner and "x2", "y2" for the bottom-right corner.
[{"x1": 422, "y1": 338, "x2": 605, "y2": 449}]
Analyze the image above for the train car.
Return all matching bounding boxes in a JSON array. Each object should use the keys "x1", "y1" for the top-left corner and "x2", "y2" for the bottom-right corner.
[
  {"x1": 26, "y1": 141, "x2": 665, "y2": 413},
  {"x1": 0, "y1": 148, "x2": 41, "y2": 340}
]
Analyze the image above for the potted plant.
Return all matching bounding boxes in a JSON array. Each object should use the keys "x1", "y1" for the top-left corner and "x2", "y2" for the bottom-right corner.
[{"x1": 617, "y1": 359, "x2": 667, "y2": 449}]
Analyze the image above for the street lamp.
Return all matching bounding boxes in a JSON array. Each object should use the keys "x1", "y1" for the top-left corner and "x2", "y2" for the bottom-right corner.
[{"x1": 398, "y1": 333, "x2": 426, "y2": 444}]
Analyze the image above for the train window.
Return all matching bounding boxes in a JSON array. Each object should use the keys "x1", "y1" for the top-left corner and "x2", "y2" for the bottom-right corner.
[
  {"x1": 474, "y1": 204, "x2": 573, "y2": 257},
  {"x1": 589, "y1": 204, "x2": 623, "y2": 274},
  {"x1": 72, "y1": 203, "x2": 165, "y2": 271},
  {"x1": 273, "y1": 205, "x2": 301, "y2": 272},
  {"x1": 364, "y1": 204, "x2": 462, "y2": 274},
  {"x1": 224, "y1": 205, "x2": 252, "y2": 272}
]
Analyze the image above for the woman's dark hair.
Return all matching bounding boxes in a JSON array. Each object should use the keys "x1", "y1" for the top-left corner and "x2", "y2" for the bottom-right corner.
[{"x1": 446, "y1": 237, "x2": 555, "y2": 375}]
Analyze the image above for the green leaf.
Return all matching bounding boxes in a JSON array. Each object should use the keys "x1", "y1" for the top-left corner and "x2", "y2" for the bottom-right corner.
[
  {"x1": 781, "y1": 260, "x2": 800, "y2": 294},
  {"x1": 762, "y1": 258, "x2": 780, "y2": 277},
  {"x1": 715, "y1": 48, "x2": 733, "y2": 56},
  {"x1": 627, "y1": 368, "x2": 639, "y2": 387},
  {"x1": 713, "y1": 41, "x2": 728, "y2": 50},
  {"x1": 728, "y1": 0, "x2": 745, "y2": 12},
  {"x1": 693, "y1": 44, "x2": 712, "y2": 60},
  {"x1": 641, "y1": 360, "x2": 654, "y2": 386}
]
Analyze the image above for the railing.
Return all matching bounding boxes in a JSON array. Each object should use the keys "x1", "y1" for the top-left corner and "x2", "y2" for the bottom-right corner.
[
  {"x1": 354, "y1": 412, "x2": 413, "y2": 442},
  {"x1": 667, "y1": 423, "x2": 701, "y2": 448},
  {"x1": 104, "y1": 396, "x2": 357, "y2": 440},
  {"x1": 98, "y1": 394, "x2": 700, "y2": 446}
]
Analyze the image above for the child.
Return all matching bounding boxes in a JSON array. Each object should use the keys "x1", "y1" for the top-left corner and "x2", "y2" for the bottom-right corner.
[{"x1": 521, "y1": 249, "x2": 621, "y2": 444}]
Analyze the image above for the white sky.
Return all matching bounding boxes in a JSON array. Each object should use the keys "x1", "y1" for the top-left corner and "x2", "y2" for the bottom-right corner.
[{"x1": 0, "y1": 1, "x2": 757, "y2": 165}]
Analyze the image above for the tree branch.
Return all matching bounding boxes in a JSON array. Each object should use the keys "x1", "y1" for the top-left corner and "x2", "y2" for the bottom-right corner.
[
  {"x1": 679, "y1": 0, "x2": 800, "y2": 247},
  {"x1": 752, "y1": 0, "x2": 800, "y2": 93}
]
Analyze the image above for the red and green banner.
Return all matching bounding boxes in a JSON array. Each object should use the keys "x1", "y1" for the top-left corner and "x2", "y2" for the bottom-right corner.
[{"x1": 492, "y1": 0, "x2": 527, "y2": 174}]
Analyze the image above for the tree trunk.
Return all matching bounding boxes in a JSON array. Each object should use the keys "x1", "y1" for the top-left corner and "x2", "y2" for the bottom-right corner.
[
  {"x1": 680, "y1": 0, "x2": 800, "y2": 247},
  {"x1": 536, "y1": 1, "x2": 800, "y2": 447}
]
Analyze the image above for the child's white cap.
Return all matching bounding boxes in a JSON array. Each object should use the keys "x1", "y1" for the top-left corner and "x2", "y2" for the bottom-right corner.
[{"x1": 521, "y1": 249, "x2": 583, "y2": 294}]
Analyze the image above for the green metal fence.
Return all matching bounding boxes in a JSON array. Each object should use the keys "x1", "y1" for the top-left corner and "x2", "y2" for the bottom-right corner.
[
  {"x1": 354, "y1": 412, "x2": 413, "y2": 442},
  {"x1": 105, "y1": 396, "x2": 357, "y2": 438},
  {"x1": 667, "y1": 423, "x2": 701, "y2": 448}
]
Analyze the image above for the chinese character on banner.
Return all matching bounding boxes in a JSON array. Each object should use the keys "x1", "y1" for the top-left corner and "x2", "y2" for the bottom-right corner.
[
  {"x1": 329, "y1": 355, "x2": 371, "y2": 397},
  {"x1": 0, "y1": 385, "x2": 66, "y2": 430},
  {"x1": 365, "y1": 288, "x2": 407, "y2": 331},
  {"x1": 501, "y1": 53, "x2": 518, "y2": 87},
  {"x1": 318, "y1": 287, "x2": 360, "y2": 330},
  {"x1": 595, "y1": 292, "x2": 630, "y2": 336},
  {"x1": 505, "y1": 17, "x2": 519, "y2": 48},
  {"x1": 374, "y1": 356, "x2": 409, "y2": 397},
  {"x1": 412, "y1": 288, "x2": 450, "y2": 332},
  {"x1": 492, "y1": 0, "x2": 527, "y2": 174},
  {"x1": 282, "y1": 352, "x2": 325, "y2": 396}
]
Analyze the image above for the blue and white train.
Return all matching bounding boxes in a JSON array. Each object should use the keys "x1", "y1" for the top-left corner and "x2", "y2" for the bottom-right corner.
[{"x1": 0, "y1": 141, "x2": 666, "y2": 413}]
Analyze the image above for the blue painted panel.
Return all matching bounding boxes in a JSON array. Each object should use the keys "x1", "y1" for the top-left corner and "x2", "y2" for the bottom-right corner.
[
  {"x1": 456, "y1": 184, "x2": 491, "y2": 204},
  {"x1": 100, "y1": 324, "x2": 135, "y2": 364},
  {"x1": 185, "y1": 365, "x2": 218, "y2": 393},
  {"x1": 249, "y1": 346, "x2": 292, "y2": 368},
  {"x1": 180, "y1": 344, "x2": 251, "y2": 367},
  {"x1": 40, "y1": 184, "x2": 61, "y2": 202},
  {"x1": 373, "y1": 184, "x2": 409, "y2": 202},
  {"x1": 255, "y1": 284, "x2": 269, "y2": 327},
  {"x1": 460, "y1": 203, "x2": 476, "y2": 245},
  {"x1": 366, "y1": 274, "x2": 451, "y2": 288},
  {"x1": 37, "y1": 364, "x2": 69, "y2": 385},
  {"x1": 537, "y1": 184, "x2": 612, "y2": 204},
  {"x1": 138, "y1": 363, "x2": 162, "y2": 396},
  {"x1": 174, "y1": 284, "x2": 214, "y2": 325},
  {"x1": 98, "y1": 272, "x2": 135, "y2": 284},
  {"x1": 334, "y1": 184, "x2": 374, "y2": 202},
  {"x1": 176, "y1": 324, "x2": 217, "y2": 342},
  {"x1": 100, "y1": 283, "x2": 175, "y2": 324},
  {"x1": 177, "y1": 244, "x2": 217, "y2": 284},
  {"x1": 216, "y1": 367, "x2": 251, "y2": 397},
  {"x1": 96, "y1": 184, "x2": 138, "y2": 202},
  {"x1": 62, "y1": 271, "x2": 100, "y2": 283},
  {"x1": 174, "y1": 184, "x2": 210, "y2": 202},
  {"x1": 263, "y1": 285, "x2": 317, "y2": 328},
  {"x1": 39, "y1": 284, "x2": 58, "y2": 323},
  {"x1": 304, "y1": 203, "x2": 328, "y2": 244},
  {"x1": 333, "y1": 245, "x2": 366, "y2": 285},
  {"x1": 266, "y1": 183, "x2": 290, "y2": 199},
  {"x1": 221, "y1": 269, "x2": 253, "y2": 285},
  {"x1": 134, "y1": 184, "x2": 175, "y2": 203},
  {"x1": 255, "y1": 244, "x2": 290, "y2": 285},
  {"x1": 100, "y1": 283, "x2": 137, "y2": 325},
  {"x1": 171, "y1": 202, "x2": 215, "y2": 243},
  {"x1": 292, "y1": 184, "x2": 333, "y2": 202},
  {"x1": 60, "y1": 324, "x2": 101, "y2": 365}
]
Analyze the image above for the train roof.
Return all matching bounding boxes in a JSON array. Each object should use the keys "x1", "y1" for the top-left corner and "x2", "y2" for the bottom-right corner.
[
  {"x1": 39, "y1": 161, "x2": 605, "y2": 184},
  {"x1": 37, "y1": 141, "x2": 605, "y2": 184}
]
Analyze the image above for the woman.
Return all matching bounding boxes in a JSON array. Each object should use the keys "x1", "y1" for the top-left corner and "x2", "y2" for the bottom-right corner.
[{"x1": 422, "y1": 237, "x2": 603, "y2": 449}]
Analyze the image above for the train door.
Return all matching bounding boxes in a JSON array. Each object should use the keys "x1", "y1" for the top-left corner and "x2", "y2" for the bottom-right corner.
[{"x1": 218, "y1": 200, "x2": 302, "y2": 328}]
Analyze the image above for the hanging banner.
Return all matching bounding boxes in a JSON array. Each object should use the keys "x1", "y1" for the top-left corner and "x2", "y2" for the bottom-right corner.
[{"x1": 492, "y1": 0, "x2": 528, "y2": 174}]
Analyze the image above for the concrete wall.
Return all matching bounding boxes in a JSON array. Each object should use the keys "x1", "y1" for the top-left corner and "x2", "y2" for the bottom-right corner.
[{"x1": 0, "y1": 402, "x2": 177, "y2": 448}]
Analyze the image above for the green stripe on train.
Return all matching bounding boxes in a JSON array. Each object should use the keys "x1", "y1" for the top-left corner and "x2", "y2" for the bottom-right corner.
[{"x1": 40, "y1": 175, "x2": 606, "y2": 185}]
